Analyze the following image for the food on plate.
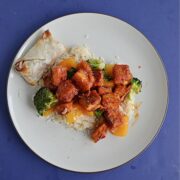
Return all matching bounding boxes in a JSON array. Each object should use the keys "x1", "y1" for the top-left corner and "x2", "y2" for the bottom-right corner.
[
  {"x1": 98, "y1": 86, "x2": 112, "y2": 95},
  {"x1": 87, "y1": 59, "x2": 105, "y2": 70},
  {"x1": 51, "y1": 66, "x2": 67, "y2": 86},
  {"x1": 130, "y1": 77, "x2": 142, "y2": 94},
  {"x1": 91, "y1": 121, "x2": 108, "y2": 143},
  {"x1": 79, "y1": 90, "x2": 101, "y2": 111},
  {"x1": 15, "y1": 30, "x2": 142, "y2": 143},
  {"x1": 33, "y1": 87, "x2": 58, "y2": 116},
  {"x1": 56, "y1": 80, "x2": 78, "y2": 103},
  {"x1": 15, "y1": 30, "x2": 65, "y2": 85},
  {"x1": 72, "y1": 61, "x2": 95, "y2": 92},
  {"x1": 113, "y1": 64, "x2": 132, "y2": 85},
  {"x1": 93, "y1": 70, "x2": 104, "y2": 87}
]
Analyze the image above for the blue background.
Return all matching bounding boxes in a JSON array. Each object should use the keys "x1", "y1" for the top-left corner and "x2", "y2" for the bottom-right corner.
[{"x1": 0, "y1": 0, "x2": 179, "y2": 179}]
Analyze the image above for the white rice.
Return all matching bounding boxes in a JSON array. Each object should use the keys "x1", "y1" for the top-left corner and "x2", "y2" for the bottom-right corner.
[
  {"x1": 69, "y1": 45, "x2": 93, "y2": 61},
  {"x1": 53, "y1": 113, "x2": 96, "y2": 131},
  {"x1": 68, "y1": 115, "x2": 96, "y2": 131},
  {"x1": 55, "y1": 45, "x2": 94, "y2": 65},
  {"x1": 119, "y1": 95, "x2": 141, "y2": 126}
]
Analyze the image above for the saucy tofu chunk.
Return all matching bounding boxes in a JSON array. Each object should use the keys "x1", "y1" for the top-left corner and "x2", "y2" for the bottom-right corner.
[
  {"x1": 113, "y1": 64, "x2": 132, "y2": 85},
  {"x1": 114, "y1": 84, "x2": 131, "y2": 101},
  {"x1": 77, "y1": 61, "x2": 92, "y2": 72},
  {"x1": 79, "y1": 90, "x2": 101, "y2": 111},
  {"x1": 73, "y1": 61, "x2": 95, "y2": 91},
  {"x1": 51, "y1": 66, "x2": 67, "y2": 86},
  {"x1": 93, "y1": 70, "x2": 104, "y2": 87},
  {"x1": 104, "y1": 110, "x2": 123, "y2": 129},
  {"x1": 98, "y1": 87, "x2": 112, "y2": 95},
  {"x1": 72, "y1": 70, "x2": 92, "y2": 91},
  {"x1": 101, "y1": 93, "x2": 120, "y2": 110},
  {"x1": 43, "y1": 72, "x2": 56, "y2": 91},
  {"x1": 91, "y1": 122, "x2": 108, "y2": 142},
  {"x1": 56, "y1": 80, "x2": 78, "y2": 102},
  {"x1": 101, "y1": 92, "x2": 123, "y2": 128},
  {"x1": 56, "y1": 102, "x2": 73, "y2": 115}
]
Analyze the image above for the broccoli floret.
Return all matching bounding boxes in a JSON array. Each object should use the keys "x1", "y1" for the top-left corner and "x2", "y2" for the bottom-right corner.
[
  {"x1": 127, "y1": 78, "x2": 142, "y2": 101},
  {"x1": 87, "y1": 59, "x2": 105, "y2": 70},
  {"x1": 67, "y1": 67, "x2": 77, "y2": 79},
  {"x1": 94, "y1": 109, "x2": 104, "y2": 118},
  {"x1": 34, "y1": 87, "x2": 58, "y2": 115},
  {"x1": 103, "y1": 72, "x2": 112, "y2": 81},
  {"x1": 131, "y1": 77, "x2": 142, "y2": 94}
]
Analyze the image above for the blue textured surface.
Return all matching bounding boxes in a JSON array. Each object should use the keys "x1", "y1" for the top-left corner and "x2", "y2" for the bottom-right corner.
[{"x1": 0, "y1": 0, "x2": 179, "y2": 179}]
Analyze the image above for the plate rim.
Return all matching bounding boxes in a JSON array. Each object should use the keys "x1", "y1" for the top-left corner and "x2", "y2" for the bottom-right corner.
[{"x1": 6, "y1": 12, "x2": 169, "y2": 173}]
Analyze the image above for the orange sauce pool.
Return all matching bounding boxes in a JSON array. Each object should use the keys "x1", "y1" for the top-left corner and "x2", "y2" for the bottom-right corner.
[
  {"x1": 65, "y1": 104, "x2": 94, "y2": 124},
  {"x1": 111, "y1": 115, "x2": 129, "y2": 137},
  {"x1": 105, "y1": 64, "x2": 114, "y2": 76},
  {"x1": 59, "y1": 57, "x2": 77, "y2": 70}
]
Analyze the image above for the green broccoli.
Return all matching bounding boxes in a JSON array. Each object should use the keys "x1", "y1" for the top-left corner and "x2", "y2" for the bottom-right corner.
[
  {"x1": 87, "y1": 59, "x2": 105, "y2": 70},
  {"x1": 103, "y1": 72, "x2": 112, "y2": 81},
  {"x1": 127, "y1": 78, "x2": 142, "y2": 100},
  {"x1": 67, "y1": 67, "x2": 77, "y2": 79},
  {"x1": 131, "y1": 78, "x2": 142, "y2": 94},
  {"x1": 94, "y1": 109, "x2": 104, "y2": 118},
  {"x1": 34, "y1": 87, "x2": 58, "y2": 115}
]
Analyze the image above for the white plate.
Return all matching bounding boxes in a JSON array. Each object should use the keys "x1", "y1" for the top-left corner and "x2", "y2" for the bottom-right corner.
[{"x1": 7, "y1": 13, "x2": 168, "y2": 172}]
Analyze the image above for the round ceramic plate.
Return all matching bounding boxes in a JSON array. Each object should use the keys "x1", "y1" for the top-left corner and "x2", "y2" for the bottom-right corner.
[{"x1": 7, "y1": 13, "x2": 168, "y2": 172}]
